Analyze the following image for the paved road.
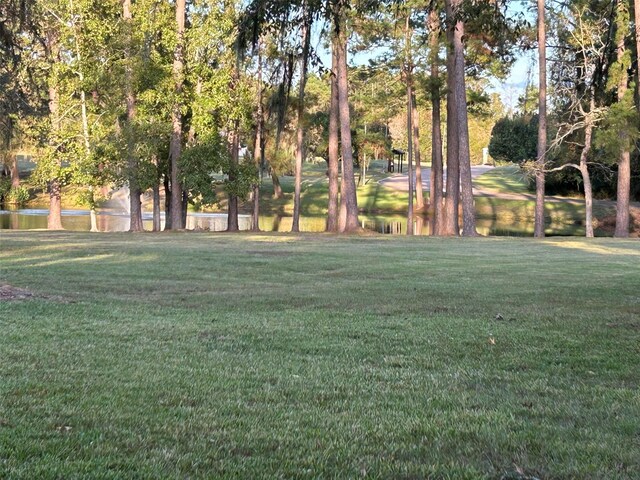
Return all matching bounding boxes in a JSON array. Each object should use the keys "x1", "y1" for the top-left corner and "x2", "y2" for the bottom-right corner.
[{"x1": 378, "y1": 165, "x2": 495, "y2": 192}]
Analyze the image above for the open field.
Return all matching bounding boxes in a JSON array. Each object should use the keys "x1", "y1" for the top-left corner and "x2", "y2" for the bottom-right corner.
[{"x1": 1, "y1": 232, "x2": 639, "y2": 478}]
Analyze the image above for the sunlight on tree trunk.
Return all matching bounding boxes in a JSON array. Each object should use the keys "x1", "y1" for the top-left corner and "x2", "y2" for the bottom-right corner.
[
  {"x1": 335, "y1": 8, "x2": 359, "y2": 233},
  {"x1": 614, "y1": 0, "x2": 631, "y2": 237},
  {"x1": 534, "y1": 0, "x2": 546, "y2": 238},
  {"x1": 428, "y1": 9, "x2": 444, "y2": 236},
  {"x1": 227, "y1": 119, "x2": 240, "y2": 232},
  {"x1": 443, "y1": 0, "x2": 459, "y2": 236},
  {"x1": 405, "y1": 13, "x2": 414, "y2": 235},
  {"x1": 411, "y1": 92, "x2": 424, "y2": 211},
  {"x1": 292, "y1": 5, "x2": 311, "y2": 233},
  {"x1": 46, "y1": 29, "x2": 63, "y2": 231},
  {"x1": 451, "y1": 0, "x2": 477, "y2": 237},
  {"x1": 326, "y1": 47, "x2": 340, "y2": 233}
]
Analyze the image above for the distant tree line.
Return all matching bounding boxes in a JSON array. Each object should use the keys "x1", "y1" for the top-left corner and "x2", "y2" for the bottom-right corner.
[{"x1": 0, "y1": 0, "x2": 638, "y2": 236}]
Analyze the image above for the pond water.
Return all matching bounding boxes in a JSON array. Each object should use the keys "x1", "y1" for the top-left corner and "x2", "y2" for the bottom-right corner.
[{"x1": 0, "y1": 208, "x2": 581, "y2": 236}]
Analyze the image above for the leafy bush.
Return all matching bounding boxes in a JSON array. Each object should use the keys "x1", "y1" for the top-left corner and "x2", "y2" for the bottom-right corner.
[
  {"x1": 488, "y1": 115, "x2": 538, "y2": 164},
  {"x1": 0, "y1": 179, "x2": 30, "y2": 206},
  {"x1": 8, "y1": 186, "x2": 30, "y2": 205}
]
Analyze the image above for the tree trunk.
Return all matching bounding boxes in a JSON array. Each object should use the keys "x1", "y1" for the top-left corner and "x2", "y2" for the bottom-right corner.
[
  {"x1": 89, "y1": 190, "x2": 98, "y2": 232},
  {"x1": 79, "y1": 90, "x2": 99, "y2": 233},
  {"x1": 227, "y1": 119, "x2": 240, "y2": 232},
  {"x1": 406, "y1": 83, "x2": 414, "y2": 235},
  {"x1": 636, "y1": 0, "x2": 640, "y2": 107},
  {"x1": 411, "y1": 92, "x2": 424, "y2": 210},
  {"x1": 361, "y1": 152, "x2": 366, "y2": 186},
  {"x1": 152, "y1": 183, "x2": 161, "y2": 232},
  {"x1": 579, "y1": 96, "x2": 596, "y2": 238},
  {"x1": 10, "y1": 154, "x2": 19, "y2": 189},
  {"x1": 428, "y1": 9, "x2": 444, "y2": 235},
  {"x1": 582, "y1": 165, "x2": 594, "y2": 238},
  {"x1": 181, "y1": 190, "x2": 188, "y2": 227},
  {"x1": 46, "y1": 30, "x2": 63, "y2": 231},
  {"x1": 169, "y1": 0, "x2": 186, "y2": 230},
  {"x1": 614, "y1": 0, "x2": 630, "y2": 237},
  {"x1": 47, "y1": 178, "x2": 63, "y2": 230},
  {"x1": 534, "y1": 0, "x2": 546, "y2": 238},
  {"x1": 451, "y1": 1, "x2": 477, "y2": 236},
  {"x1": 164, "y1": 175, "x2": 172, "y2": 230},
  {"x1": 292, "y1": 6, "x2": 311, "y2": 233},
  {"x1": 251, "y1": 127, "x2": 261, "y2": 233},
  {"x1": 334, "y1": 9, "x2": 359, "y2": 233},
  {"x1": 252, "y1": 46, "x2": 264, "y2": 233},
  {"x1": 271, "y1": 172, "x2": 282, "y2": 199},
  {"x1": 122, "y1": 0, "x2": 143, "y2": 232},
  {"x1": 443, "y1": 0, "x2": 459, "y2": 236},
  {"x1": 326, "y1": 46, "x2": 340, "y2": 232},
  {"x1": 251, "y1": 185, "x2": 260, "y2": 232},
  {"x1": 405, "y1": 13, "x2": 414, "y2": 235}
]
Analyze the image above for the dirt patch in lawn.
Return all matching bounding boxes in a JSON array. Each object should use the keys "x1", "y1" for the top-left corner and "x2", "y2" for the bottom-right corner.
[
  {"x1": 0, "y1": 283, "x2": 73, "y2": 303},
  {"x1": 0, "y1": 284, "x2": 36, "y2": 301}
]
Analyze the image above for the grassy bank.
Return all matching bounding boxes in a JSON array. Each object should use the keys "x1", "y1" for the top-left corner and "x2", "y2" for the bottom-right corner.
[{"x1": 1, "y1": 232, "x2": 639, "y2": 478}]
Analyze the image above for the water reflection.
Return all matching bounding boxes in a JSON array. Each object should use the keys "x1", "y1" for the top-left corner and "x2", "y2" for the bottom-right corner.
[{"x1": 0, "y1": 208, "x2": 582, "y2": 236}]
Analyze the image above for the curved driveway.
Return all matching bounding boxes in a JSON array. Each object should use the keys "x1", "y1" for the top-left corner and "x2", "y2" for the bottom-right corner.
[{"x1": 378, "y1": 165, "x2": 495, "y2": 192}]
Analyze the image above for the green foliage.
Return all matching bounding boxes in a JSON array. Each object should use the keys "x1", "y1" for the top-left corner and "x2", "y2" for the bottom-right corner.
[
  {"x1": 180, "y1": 135, "x2": 228, "y2": 208},
  {"x1": 7, "y1": 185, "x2": 29, "y2": 205},
  {"x1": 594, "y1": 90, "x2": 640, "y2": 163},
  {"x1": 0, "y1": 178, "x2": 29, "y2": 205},
  {"x1": 488, "y1": 115, "x2": 538, "y2": 164},
  {"x1": 225, "y1": 159, "x2": 259, "y2": 201},
  {"x1": 0, "y1": 179, "x2": 30, "y2": 206}
]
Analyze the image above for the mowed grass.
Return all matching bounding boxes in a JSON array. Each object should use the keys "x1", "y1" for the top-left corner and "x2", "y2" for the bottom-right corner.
[
  {"x1": 1, "y1": 232, "x2": 639, "y2": 479},
  {"x1": 473, "y1": 165, "x2": 532, "y2": 195}
]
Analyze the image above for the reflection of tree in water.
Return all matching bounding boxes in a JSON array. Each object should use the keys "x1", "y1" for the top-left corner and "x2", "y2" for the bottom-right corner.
[{"x1": 0, "y1": 209, "x2": 586, "y2": 236}]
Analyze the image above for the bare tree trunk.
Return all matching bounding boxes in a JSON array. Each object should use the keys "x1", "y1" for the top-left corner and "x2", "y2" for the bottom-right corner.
[
  {"x1": 579, "y1": 95, "x2": 596, "y2": 237},
  {"x1": 443, "y1": 0, "x2": 459, "y2": 236},
  {"x1": 46, "y1": 30, "x2": 63, "y2": 231},
  {"x1": 428, "y1": 9, "x2": 444, "y2": 235},
  {"x1": 411, "y1": 92, "x2": 424, "y2": 210},
  {"x1": 181, "y1": 190, "x2": 188, "y2": 227},
  {"x1": 252, "y1": 46, "x2": 264, "y2": 233},
  {"x1": 3, "y1": 119, "x2": 19, "y2": 189},
  {"x1": 451, "y1": 1, "x2": 477, "y2": 236},
  {"x1": 615, "y1": 152, "x2": 631, "y2": 238},
  {"x1": 251, "y1": 185, "x2": 260, "y2": 231},
  {"x1": 164, "y1": 175, "x2": 172, "y2": 230},
  {"x1": 10, "y1": 154, "x2": 19, "y2": 189},
  {"x1": 335, "y1": 10, "x2": 359, "y2": 233},
  {"x1": 271, "y1": 172, "x2": 283, "y2": 199},
  {"x1": 360, "y1": 151, "x2": 367, "y2": 186},
  {"x1": 406, "y1": 85, "x2": 414, "y2": 235},
  {"x1": 292, "y1": 6, "x2": 311, "y2": 233},
  {"x1": 614, "y1": 0, "x2": 630, "y2": 237},
  {"x1": 152, "y1": 183, "x2": 161, "y2": 232},
  {"x1": 169, "y1": 0, "x2": 186, "y2": 230},
  {"x1": 636, "y1": 0, "x2": 640, "y2": 107},
  {"x1": 227, "y1": 119, "x2": 240, "y2": 232},
  {"x1": 534, "y1": 0, "x2": 546, "y2": 238},
  {"x1": 326, "y1": 46, "x2": 340, "y2": 232},
  {"x1": 405, "y1": 13, "x2": 414, "y2": 235}
]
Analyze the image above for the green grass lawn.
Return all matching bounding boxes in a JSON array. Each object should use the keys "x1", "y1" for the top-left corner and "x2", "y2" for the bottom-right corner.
[
  {"x1": 473, "y1": 165, "x2": 532, "y2": 195},
  {"x1": 1, "y1": 232, "x2": 639, "y2": 479}
]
